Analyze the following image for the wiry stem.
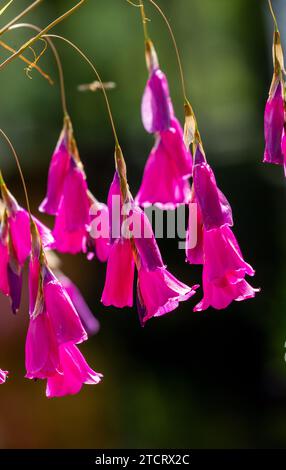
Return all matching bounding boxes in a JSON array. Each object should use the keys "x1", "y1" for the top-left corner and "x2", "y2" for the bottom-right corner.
[
  {"x1": 0, "y1": 0, "x2": 86, "y2": 70},
  {"x1": 44, "y1": 33, "x2": 120, "y2": 147},
  {"x1": 9, "y1": 23, "x2": 68, "y2": 116},
  {"x1": 0, "y1": 38, "x2": 53, "y2": 84},
  {"x1": 0, "y1": 0, "x2": 44, "y2": 36},
  {"x1": 0, "y1": 129, "x2": 32, "y2": 216}
]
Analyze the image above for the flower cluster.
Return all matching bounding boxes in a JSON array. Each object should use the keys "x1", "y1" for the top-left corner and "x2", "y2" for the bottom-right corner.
[{"x1": 0, "y1": 175, "x2": 102, "y2": 397}]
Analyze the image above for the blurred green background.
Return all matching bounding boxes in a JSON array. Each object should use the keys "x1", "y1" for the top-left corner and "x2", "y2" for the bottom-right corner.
[{"x1": 0, "y1": 0, "x2": 285, "y2": 449}]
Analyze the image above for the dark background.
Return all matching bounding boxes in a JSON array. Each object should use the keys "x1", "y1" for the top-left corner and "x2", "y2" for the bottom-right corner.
[{"x1": 0, "y1": 0, "x2": 285, "y2": 448}]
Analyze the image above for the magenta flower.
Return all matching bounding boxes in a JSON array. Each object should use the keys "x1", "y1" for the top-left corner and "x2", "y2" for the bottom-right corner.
[
  {"x1": 0, "y1": 370, "x2": 8, "y2": 384},
  {"x1": 136, "y1": 118, "x2": 192, "y2": 209},
  {"x1": 0, "y1": 217, "x2": 9, "y2": 297},
  {"x1": 26, "y1": 230, "x2": 102, "y2": 397},
  {"x1": 102, "y1": 180, "x2": 198, "y2": 322},
  {"x1": 281, "y1": 127, "x2": 286, "y2": 176},
  {"x1": 133, "y1": 207, "x2": 198, "y2": 325},
  {"x1": 46, "y1": 343, "x2": 102, "y2": 398},
  {"x1": 0, "y1": 176, "x2": 53, "y2": 313},
  {"x1": 88, "y1": 196, "x2": 110, "y2": 262},
  {"x1": 187, "y1": 145, "x2": 258, "y2": 310},
  {"x1": 192, "y1": 147, "x2": 233, "y2": 231},
  {"x1": 194, "y1": 226, "x2": 259, "y2": 311},
  {"x1": 264, "y1": 79, "x2": 285, "y2": 166},
  {"x1": 139, "y1": 41, "x2": 193, "y2": 209},
  {"x1": 58, "y1": 273, "x2": 100, "y2": 337},
  {"x1": 52, "y1": 161, "x2": 90, "y2": 254},
  {"x1": 39, "y1": 125, "x2": 71, "y2": 215},
  {"x1": 142, "y1": 68, "x2": 173, "y2": 133}
]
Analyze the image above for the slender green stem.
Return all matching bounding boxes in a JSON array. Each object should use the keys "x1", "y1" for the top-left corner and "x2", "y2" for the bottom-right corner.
[
  {"x1": 0, "y1": 129, "x2": 32, "y2": 216},
  {"x1": 0, "y1": 0, "x2": 44, "y2": 36},
  {"x1": 148, "y1": 0, "x2": 188, "y2": 104},
  {"x1": 43, "y1": 34, "x2": 120, "y2": 148},
  {"x1": 10, "y1": 23, "x2": 68, "y2": 116},
  {"x1": 268, "y1": 0, "x2": 279, "y2": 31},
  {"x1": 0, "y1": 0, "x2": 86, "y2": 70}
]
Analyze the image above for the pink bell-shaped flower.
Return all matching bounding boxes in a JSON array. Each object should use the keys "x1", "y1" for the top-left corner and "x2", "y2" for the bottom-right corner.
[
  {"x1": 136, "y1": 119, "x2": 192, "y2": 209},
  {"x1": 194, "y1": 226, "x2": 258, "y2": 311},
  {"x1": 264, "y1": 79, "x2": 284, "y2": 165},
  {"x1": 139, "y1": 40, "x2": 193, "y2": 209},
  {"x1": 39, "y1": 124, "x2": 71, "y2": 215}
]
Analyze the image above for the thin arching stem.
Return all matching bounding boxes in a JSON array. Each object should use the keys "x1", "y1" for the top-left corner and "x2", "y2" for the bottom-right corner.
[
  {"x1": 0, "y1": 0, "x2": 44, "y2": 36},
  {"x1": 0, "y1": 0, "x2": 86, "y2": 70},
  {"x1": 0, "y1": 129, "x2": 32, "y2": 216},
  {"x1": 44, "y1": 34, "x2": 120, "y2": 147},
  {"x1": 268, "y1": 0, "x2": 279, "y2": 31},
  {"x1": 148, "y1": 0, "x2": 188, "y2": 104},
  {"x1": 9, "y1": 23, "x2": 68, "y2": 116}
]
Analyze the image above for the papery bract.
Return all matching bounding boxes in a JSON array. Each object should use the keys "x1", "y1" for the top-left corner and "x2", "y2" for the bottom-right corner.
[
  {"x1": 46, "y1": 343, "x2": 102, "y2": 398},
  {"x1": 264, "y1": 80, "x2": 284, "y2": 165}
]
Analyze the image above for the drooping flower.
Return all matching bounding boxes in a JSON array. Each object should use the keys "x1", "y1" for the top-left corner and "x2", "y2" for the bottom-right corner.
[
  {"x1": 58, "y1": 273, "x2": 100, "y2": 337},
  {"x1": 25, "y1": 224, "x2": 102, "y2": 396},
  {"x1": 0, "y1": 370, "x2": 8, "y2": 384},
  {"x1": 52, "y1": 160, "x2": 90, "y2": 254},
  {"x1": 40, "y1": 116, "x2": 109, "y2": 258},
  {"x1": 39, "y1": 122, "x2": 71, "y2": 215},
  {"x1": 102, "y1": 159, "x2": 198, "y2": 324},
  {"x1": 46, "y1": 343, "x2": 102, "y2": 398},
  {"x1": 264, "y1": 79, "x2": 284, "y2": 165},
  {"x1": 263, "y1": 25, "x2": 286, "y2": 175},
  {"x1": 194, "y1": 226, "x2": 258, "y2": 311},
  {"x1": 186, "y1": 145, "x2": 258, "y2": 311},
  {"x1": 138, "y1": 40, "x2": 192, "y2": 209}
]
